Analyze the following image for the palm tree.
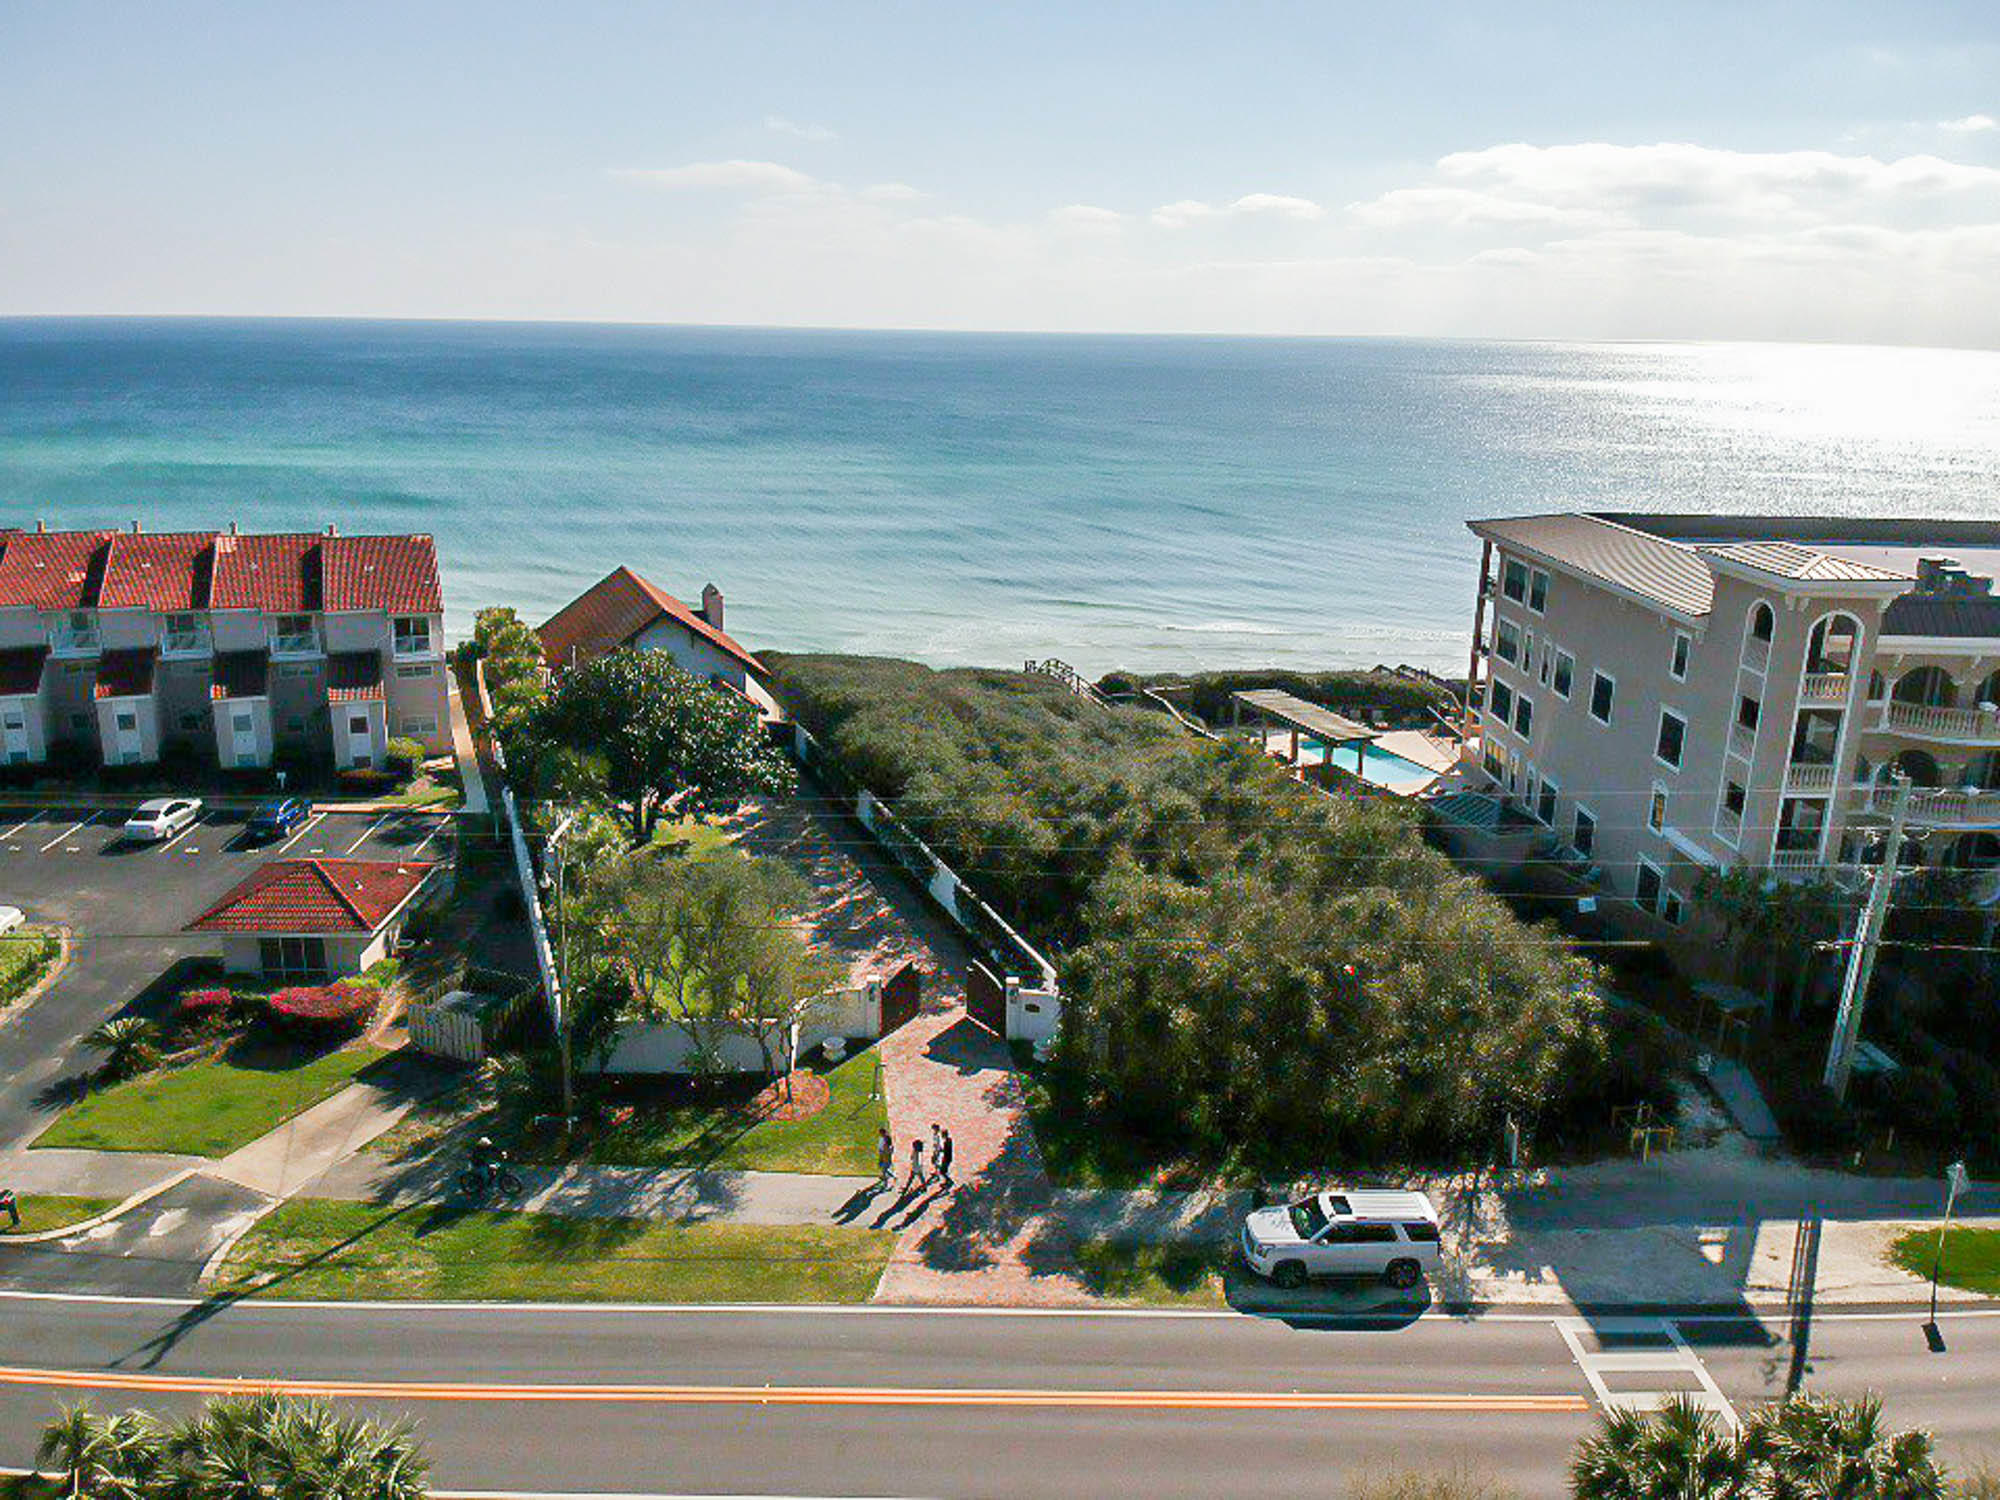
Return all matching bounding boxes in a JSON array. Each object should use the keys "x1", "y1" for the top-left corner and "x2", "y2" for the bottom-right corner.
[
  {"x1": 83, "y1": 1016, "x2": 161, "y2": 1080},
  {"x1": 164, "y1": 1393, "x2": 429, "y2": 1500},
  {"x1": 37, "y1": 1405, "x2": 162, "y2": 1500},
  {"x1": 1740, "y1": 1393, "x2": 1946, "y2": 1500},
  {"x1": 1570, "y1": 1396, "x2": 1747, "y2": 1500}
]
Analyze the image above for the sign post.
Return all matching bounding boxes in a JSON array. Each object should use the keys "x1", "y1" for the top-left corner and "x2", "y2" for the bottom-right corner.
[{"x1": 1927, "y1": 1159, "x2": 1970, "y2": 1344}]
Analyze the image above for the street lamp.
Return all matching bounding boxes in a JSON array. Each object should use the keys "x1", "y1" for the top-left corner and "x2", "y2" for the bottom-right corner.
[{"x1": 1926, "y1": 1159, "x2": 1971, "y2": 1348}]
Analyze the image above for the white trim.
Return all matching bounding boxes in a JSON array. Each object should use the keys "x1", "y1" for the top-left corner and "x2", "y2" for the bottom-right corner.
[
  {"x1": 1662, "y1": 826, "x2": 1722, "y2": 868},
  {"x1": 1634, "y1": 854, "x2": 1666, "y2": 912},
  {"x1": 1669, "y1": 629, "x2": 1692, "y2": 682},
  {"x1": 1535, "y1": 771, "x2": 1560, "y2": 826},
  {"x1": 1551, "y1": 647, "x2": 1574, "y2": 700},
  {"x1": 1648, "y1": 781, "x2": 1669, "y2": 834},
  {"x1": 1880, "y1": 634, "x2": 2000, "y2": 653},
  {"x1": 1527, "y1": 567, "x2": 1550, "y2": 615},
  {"x1": 1572, "y1": 802, "x2": 1598, "y2": 858},
  {"x1": 1654, "y1": 705, "x2": 1688, "y2": 772}
]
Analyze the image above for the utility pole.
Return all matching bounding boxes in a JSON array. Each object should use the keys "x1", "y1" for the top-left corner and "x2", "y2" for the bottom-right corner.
[
  {"x1": 544, "y1": 810, "x2": 578, "y2": 1124},
  {"x1": 1823, "y1": 772, "x2": 1914, "y2": 1102}
]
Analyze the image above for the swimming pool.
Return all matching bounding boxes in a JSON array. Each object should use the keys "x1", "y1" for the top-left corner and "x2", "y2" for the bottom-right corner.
[{"x1": 1301, "y1": 739, "x2": 1438, "y2": 787}]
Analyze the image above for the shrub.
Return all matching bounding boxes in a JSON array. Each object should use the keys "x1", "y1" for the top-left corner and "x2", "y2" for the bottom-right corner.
[
  {"x1": 174, "y1": 988, "x2": 239, "y2": 1034},
  {"x1": 1868, "y1": 1064, "x2": 1959, "y2": 1145},
  {"x1": 263, "y1": 983, "x2": 377, "y2": 1036},
  {"x1": 386, "y1": 736, "x2": 425, "y2": 775},
  {"x1": 338, "y1": 767, "x2": 397, "y2": 796},
  {"x1": 85, "y1": 1016, "x2": 163, "y2": 1080},
  {"x1": 1766, "y1": 1075, "x2": 1858, "y2": 1157}
]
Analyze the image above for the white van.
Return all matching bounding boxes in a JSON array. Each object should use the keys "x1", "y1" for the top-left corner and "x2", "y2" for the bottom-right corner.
[{"x1": 1240, "y1": 1189, "x2": 1442, "y2": 1290}]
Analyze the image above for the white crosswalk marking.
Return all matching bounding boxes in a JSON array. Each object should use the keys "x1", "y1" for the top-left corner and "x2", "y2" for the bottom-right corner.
[{"x1": 1557, "y1": 1316, "x2": 1738, "y2": 1429}]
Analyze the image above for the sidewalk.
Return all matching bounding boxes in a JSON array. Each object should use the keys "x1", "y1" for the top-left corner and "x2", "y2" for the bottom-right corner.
[
  {"x1": 206, "y1": 1052, "x2": 451, "y2": 1198},
  {"x1": 0, "y1": 1146, "x2": 206, "y2": 1198}
]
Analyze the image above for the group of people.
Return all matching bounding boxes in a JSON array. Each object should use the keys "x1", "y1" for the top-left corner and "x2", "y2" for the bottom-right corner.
[{"x1": 878, "y1": 1123, "x2": 955, "y2": 1195}]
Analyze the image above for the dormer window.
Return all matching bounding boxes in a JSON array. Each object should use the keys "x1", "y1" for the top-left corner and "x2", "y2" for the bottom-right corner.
[
  {"x1": 162, "y1": 612, "x2": 208, "y2": 654},
  {"x1": 271, "y1": 614, "x2": 319, "y2": 656},
  {"x1": 392, "y1": 615, "x2": 434, "y2": 657}
]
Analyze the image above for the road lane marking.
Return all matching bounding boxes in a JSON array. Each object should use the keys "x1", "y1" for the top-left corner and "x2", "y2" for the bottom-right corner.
[
  {"x1": 0, "y1": 1367, "x2": 1587, "y2": 1413},
  {"x1": 39, "y1": 813, "x2": 97, "y2": 853},
  {"x1": 344, "y1": 812, "x2": 394, "y2": 854},
  {"x1": 277, "y1": 812, "x2": 326, "y2": 853}
]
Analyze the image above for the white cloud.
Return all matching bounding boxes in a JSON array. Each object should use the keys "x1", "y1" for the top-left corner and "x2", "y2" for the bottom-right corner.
[
  {"x1": 1941, "y1": 114, "x2": 1998, "y2": 134},
  {"x1": 1151, "y1": 193, "x2": 1323, "y2": 227},
  {"x1": 1349, "y1": 186, "x2": 1622, "y2": 230},
  {"x1": 1050, "y1": 203, "x2": 1125, "y2": 231},
  {"x1": 861, "y1": 182, "x2": 924, "y2": 202},
  {"x1": 610, "y1": 160, "x2": 820, "y2": 193},
  {"x1": 765, "y1": 115, "x2": 836, "y2": 142}
]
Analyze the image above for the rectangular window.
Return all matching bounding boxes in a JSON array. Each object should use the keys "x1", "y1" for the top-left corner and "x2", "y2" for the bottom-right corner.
[
  {"x1": 1495, "y1": 619, "x2": 1521, "y2": 665},
  {"x1": 1514, "y1": 694, "x2": 1533, "y2": 737},
  {"x1": 393, "y1": 616, "x2": 434, "y2": 656},
  {"x1": 1552, "y1": 651, "x2": 1574, "y2": 699},
  {"x1": 1528, "y1": 569, "x2": 1549, "y2": 613},
  {"x1": 1573, "y1": 806, "x2": 1596, "y2": 858},
  {"x1": 1777, "y1": 796, "x2": 1827, "y2": 854},
  {"x1": 1490, "y1": 679, "x2": 1514, "y2": 726},
  {"x1": 259, "y1": 936, "x2": 329, "y2": 982},
  {"x1": 1539, "y1": 648, "x2": 1553, "y2": 688},
  {"x1": 1649, "y1": 786, "x2": 1667, "y2": 832},
  {"x1": 1635, "y1": 860, "x2": 1664, "y2": 913},
  {"x1": 1670, "y1": 632, "x2": 1691, "y2": 680},
  {"x1": 1738, "y1": 695, "x2": 1760, "y2": 730},
  {"x1": 115, "y1": 711, "x2": 137, "y2": 732},
  {"x1": 1656, "y1": 709, "x2": 1686, "y2": 769},
  {"x1": 1791, "y1": 709, "x2": 1841, "y2": 766},
  {"x1": 1662, "y1": 889, "x2": 1685, "y2": 926},
  {"x1": 232, "y1": 711, "x2": 254, "y2": 733},
  {"x1": 272, "y1": 614, "x2": 318, "y2": 655},
  {"x1": 1537, "y1": 776, "x2": 1558, "y2": 825},
  {"x1": 1502, "y1": 559, "x2": 1528, "y2": 603},
  {"x1": 401, "y1": 715, "x2": 438, "y2": 736},
  {"x1": 394, "y1": 663, "x2": 432, "y2": 679},
  {"x1": 1724, "y1": 781, "x2": 1747, "y2": 817},
  {"x1": 1589, "y1": 671, "x2": 1615, "y2": 725}
]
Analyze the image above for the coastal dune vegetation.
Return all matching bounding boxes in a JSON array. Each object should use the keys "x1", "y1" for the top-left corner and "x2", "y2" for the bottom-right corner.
[{"x1": 768, "y1": 653, "x2": 1628, "y2": 1176}]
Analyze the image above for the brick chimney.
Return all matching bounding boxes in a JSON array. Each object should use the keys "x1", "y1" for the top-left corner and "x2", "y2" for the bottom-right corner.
[{"x1": 701, "y1": 582, "x2": 724, "y2": 631}]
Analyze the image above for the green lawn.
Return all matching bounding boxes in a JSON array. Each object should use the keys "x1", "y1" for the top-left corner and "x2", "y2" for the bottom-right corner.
[
  {"x1": 557, "y1": 1048, "x2": 888, "y2": 1175},
  {"x1": 651, "y1": 815, "x2": 734, "y2": 860},
  {"x1": 1889, "y1": 1226, "x2": 2000, "y2": 1295},
  {"x1": 0, "y1": 927, "x2": 60, "y2": 1006},
  {"x1": 215, "y1": 1199, "x2": 894, "y2": 1303},
  {"x1": 33, "y1": 1043, "x2": 388, "y2": 1158},
  {"x1": 1073, "y1": 1238, "x2": 1233, "y2": 1307},
  {"x1": 2, "y1": 1194, "x2": 120, "y2": 1236}
]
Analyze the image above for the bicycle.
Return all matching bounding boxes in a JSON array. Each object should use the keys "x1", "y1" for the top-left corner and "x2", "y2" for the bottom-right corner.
[{"x1": 456, "y1": 1160, "x2": 524, "y2": 1200}]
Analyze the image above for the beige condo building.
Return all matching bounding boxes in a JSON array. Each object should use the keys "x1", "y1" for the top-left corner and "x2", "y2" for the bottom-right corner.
[{"x1": 1461, "y1": 513, "x2": 2000, "y2": 926}]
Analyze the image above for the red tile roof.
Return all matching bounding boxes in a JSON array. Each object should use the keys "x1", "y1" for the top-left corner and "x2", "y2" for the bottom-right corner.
[
  {"x1": 0, "y1": 646, "x2": 48, "y2": 697},
  {"x1": 538, "y1": 567, "x2": 764, "y2": 677},
  {"x1": 326, "y1": 651, "x2": 385, "y2": 702},
  {"x1": 94, "y1": 648, "x2": 157, "y2": 700},
  {"x1": 187, "y1": 858, "x2": 435, "y2": 935},
  {"x1": 209, "y1": 533, "x2": 322, "y2": 613},
  {"x1": 211, "y1": 650, "x2": 270, "y2": 701},
  {"x1": 324, "y1": 534, "x2": 443, "y2": 614},
  {"x1": 97, "y1": 532, "x2": 215, "y2": 611},
  {"x1": 0, "y1": 528, "x2": 444, "y2": 617},
  {"x1": 0, "y1": 530, "x2": 115, "y2": 611}
]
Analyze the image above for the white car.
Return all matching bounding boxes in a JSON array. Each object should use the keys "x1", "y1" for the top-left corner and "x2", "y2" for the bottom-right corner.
[
  {"x1": 122, "y1": 797, "x2": 203, "y2": 843},
  {"x1": 1240, "y1": 1189, "x2": 1442, "y2": 1290},
  {"x1": 0, "y1": 905, "x2": 23, "y2": 935}
]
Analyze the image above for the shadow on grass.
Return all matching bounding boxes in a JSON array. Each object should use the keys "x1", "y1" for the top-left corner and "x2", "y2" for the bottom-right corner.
[{"x1": 521, "y1": 1211, "x2": 647, "y2": 1258}]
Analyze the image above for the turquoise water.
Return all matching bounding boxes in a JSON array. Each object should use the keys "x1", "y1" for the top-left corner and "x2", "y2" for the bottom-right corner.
[
  {"x1": 4, "y1": 319, "x2": 1999, "y2": 673},
  {"x1": 1302, "y1": 740, "x2": 1435, "y2": 785}
]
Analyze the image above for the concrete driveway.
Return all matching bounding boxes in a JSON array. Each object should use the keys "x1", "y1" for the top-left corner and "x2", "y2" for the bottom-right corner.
[{"x1": 0, "y1": 800, "x2": 455, "y2": 1150}]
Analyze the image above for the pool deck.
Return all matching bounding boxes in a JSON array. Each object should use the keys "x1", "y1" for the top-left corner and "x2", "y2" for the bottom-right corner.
[{"x1": 1257, "y1": 725, "x2": 1461, "y2": 796}]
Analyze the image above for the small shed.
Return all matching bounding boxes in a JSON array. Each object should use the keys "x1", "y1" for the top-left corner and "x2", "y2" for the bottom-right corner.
[
  {"x1": 407, "y1": 988, "x2": 508, "y2": 1063},
  {"x1": 187, "y1": 857, "x2": 439, "y2": 982}
]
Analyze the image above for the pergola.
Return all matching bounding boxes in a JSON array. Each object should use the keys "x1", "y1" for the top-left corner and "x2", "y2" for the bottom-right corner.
[{"x1": 1230, "y1": 688, "x2": 1382, "y2": 775}]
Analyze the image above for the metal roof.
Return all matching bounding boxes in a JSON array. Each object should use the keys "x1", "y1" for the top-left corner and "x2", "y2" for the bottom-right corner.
[
  {"x1": 1469, "y1": 514, "x2": 1715, "y2": 619},
  {"x1": 1698, "y1": 541, "x2": 1910, "y2": 584},
  {"x1": 1231, "y1": 689, "x2": 1377, "y2": 744},
  {"x1": 1882, "y1": 595, "x2": 2000, "y2": 639}
]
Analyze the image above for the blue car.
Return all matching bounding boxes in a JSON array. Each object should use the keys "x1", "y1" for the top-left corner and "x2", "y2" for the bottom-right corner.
[{"x1": 245, "y1": 797, "x2": 310, "y2": 841}]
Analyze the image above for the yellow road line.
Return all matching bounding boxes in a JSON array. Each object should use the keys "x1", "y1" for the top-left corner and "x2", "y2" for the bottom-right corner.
[{"x1": 0, "y1": 1366, "x2": 1585, "y2": 1414}]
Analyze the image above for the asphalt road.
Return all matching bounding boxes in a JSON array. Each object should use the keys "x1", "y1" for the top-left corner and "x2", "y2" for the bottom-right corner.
[
  {"x1": 0, "y1": 801, "x2": 454, "y2": 1148},
  {"x1": 0, "y1": 1295, "x2": 1992, "y2": 1498}
]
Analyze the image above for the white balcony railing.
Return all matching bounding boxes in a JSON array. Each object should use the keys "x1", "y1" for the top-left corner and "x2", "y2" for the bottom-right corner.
[
  {"x1": 161, "y1": 626, "x2": 211, "y2": 656},
  {"x1": 270, "y1": 631, "x2": 320, "y2": 658},
  {"x1": 1786, "y1": 762, "x2": 1837, "y2": 793},
  {"x1": 1728, "y1": 721, "x2": 1757, "y2": 760},
  {"x1": 1771, "y1": 848, "x2": 1823, "y2": 870},
  {"x1": 1878, "y1": 699, "x2": 2000, "y2": 744},
  {"x1": 1798, "y1": 672, "x2": 1850, "y2": 705},
  {"x1": 50, "y1": 621, "x2": 99, "y2": 654},
  {"x1": 1860, "y1": 781, "x2": 2000, "y2": 830}
]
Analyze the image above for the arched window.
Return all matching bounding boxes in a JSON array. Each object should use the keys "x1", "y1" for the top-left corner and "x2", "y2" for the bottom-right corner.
[
  {"x1": 1749, "y1": 602, "x2": 1775, "y2": 643},
  {"x1": 1891, "y1": 749, "x2": 1943, "y2": 787},
  {"x1": 1806, "y1": 613, "x2": 1861, "y2": 676},
  {"x1": 1893, "y1": 666, "x2": 1957, "y2": 708},
  {"x1": 1978, "y1": 670, "x2": 2000, "y2": 708}
]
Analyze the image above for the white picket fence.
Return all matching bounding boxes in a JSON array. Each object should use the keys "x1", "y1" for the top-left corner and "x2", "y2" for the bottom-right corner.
[{"x1": 586, "y1": 983, "x2": 882, "y2": 1076}]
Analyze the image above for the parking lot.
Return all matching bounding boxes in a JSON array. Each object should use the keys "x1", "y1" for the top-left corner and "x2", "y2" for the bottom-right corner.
[{"x1": 0, "y1": 800, "x2": 458, "y2": 1149}]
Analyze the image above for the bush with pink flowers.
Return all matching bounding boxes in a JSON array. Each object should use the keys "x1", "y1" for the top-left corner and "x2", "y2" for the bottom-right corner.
[{"x1": 263, "y1": 983, "x2": 377, "y2": 1036}]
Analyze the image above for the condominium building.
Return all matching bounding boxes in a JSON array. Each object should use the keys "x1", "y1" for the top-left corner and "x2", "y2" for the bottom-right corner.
[
  {"x1": 1462, "y1": 513, "x2": 2000, "y2": 925},
  {"x1": 0, "y1": 523, "x2": 448, "y2": 772}
]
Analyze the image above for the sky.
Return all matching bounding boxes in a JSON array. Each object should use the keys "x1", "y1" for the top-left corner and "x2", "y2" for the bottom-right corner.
[{"x1": 3, "y1": 1, "x2": 1998, "y2": 344}]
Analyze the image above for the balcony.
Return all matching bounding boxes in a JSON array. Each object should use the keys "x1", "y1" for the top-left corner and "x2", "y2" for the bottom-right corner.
[
  {"x1": 160, "y1": 624, "x2": 211, "y2": 657},
  {"x1": 1785, "y1": 762, "x2": 1837, "y2": 793},
  {"x1": 49, "y1": 620, "x2": 99, "y2": 656},
  {"x1": 1771, "y1": 849, "x2": 1824, "y2": 871},
  {"x1": 1858, "y1": 780, "x2": 2000, "y2": 831},
  {"x1": 1876, "y1": 699, "x2": 2000, "y2": 745},
  {"x1": 1798, "y1": 672, "x2": 1850, "y2": 705}
]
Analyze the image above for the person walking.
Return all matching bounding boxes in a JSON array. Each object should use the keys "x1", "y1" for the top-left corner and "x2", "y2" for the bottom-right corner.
[
  {"x1": 876, "y1": 1127, "x2": 895, "y2": 1190},
  {"x1": 936, "y1": 1127, "x2": 955, "y2": 1191},
  {"x1": 906, "y1": 1137, "x2": 926, "y2": 1193},
  {"x1": 929, "y1": 1123, "x2": 944, "y2": 1179}
]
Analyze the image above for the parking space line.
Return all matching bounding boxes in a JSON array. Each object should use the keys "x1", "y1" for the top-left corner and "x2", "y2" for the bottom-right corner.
[
  {"x1": 0, "y1": 810, "x2": 42, "y2": 841},
  {"x1": 40, "y1": 812, "x2": 97, "y2": 853},
  {"x1": 410, "y1": 818, "x2": 450, "y2": 858},
  {"x1": 277, "y1": 812, "x2": 326, "y2": 854},
  {"x1": 343, "y1": 812, "x2": 394, "y2": 855},
  {"x1": 155, "y1": 815, "x2": 209, "y2": 855}
]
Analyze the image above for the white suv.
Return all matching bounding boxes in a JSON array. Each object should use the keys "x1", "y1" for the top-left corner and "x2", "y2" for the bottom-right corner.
[{"x1": 1240, "y1": 1189, "x2": 1442, "y2": 1290}]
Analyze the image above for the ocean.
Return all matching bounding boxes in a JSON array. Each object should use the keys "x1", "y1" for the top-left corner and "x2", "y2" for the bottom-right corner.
[{"x1": 4, "y1": 318, "x2": 1999, "y2": 676}]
